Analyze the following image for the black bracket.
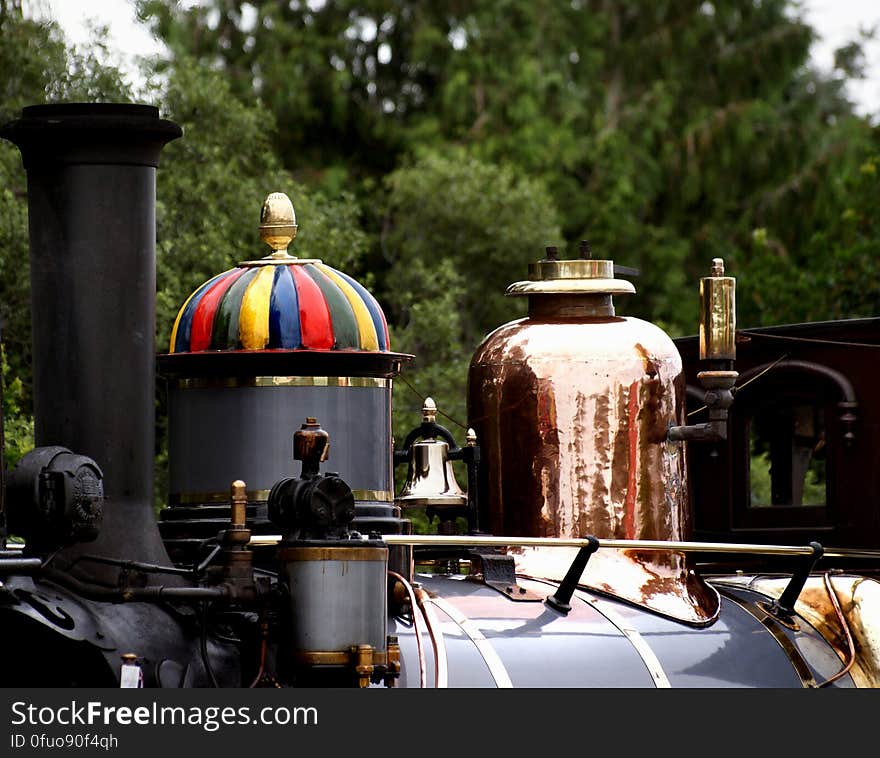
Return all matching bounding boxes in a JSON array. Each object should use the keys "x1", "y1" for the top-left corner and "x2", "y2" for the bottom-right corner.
[
  {"x1": 545, "y1": 536, "x2": 601, "y2": 615},
  {"x1": 470, "y1": 550, "x2": 542, "y2": 602},
  {"x1": 759, "y1": 541, "x2": 824, "y2": 627}
]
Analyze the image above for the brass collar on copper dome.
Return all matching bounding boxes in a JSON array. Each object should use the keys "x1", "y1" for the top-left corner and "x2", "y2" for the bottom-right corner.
[{"x1": 506, "y1": 244, "x2": 635, "y2": 297}]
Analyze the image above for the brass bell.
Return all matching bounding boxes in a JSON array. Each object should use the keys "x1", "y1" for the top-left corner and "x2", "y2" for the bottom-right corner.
[{"x1": 396, "y1": 398, "x2": 468, "y2": 509}]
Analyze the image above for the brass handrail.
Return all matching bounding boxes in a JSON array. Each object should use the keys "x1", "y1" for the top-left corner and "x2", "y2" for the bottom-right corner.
[{"x1": 247, "y1": 533, "x2": 880, "y2": 560}]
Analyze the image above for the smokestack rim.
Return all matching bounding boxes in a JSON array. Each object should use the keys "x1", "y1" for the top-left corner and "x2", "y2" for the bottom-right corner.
[{"x1": 0, "y1": 102, "x2": 182, "y2": 169}]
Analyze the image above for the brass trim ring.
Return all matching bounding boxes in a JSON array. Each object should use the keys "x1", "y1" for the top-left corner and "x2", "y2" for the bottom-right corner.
[
  {"x1": 718, "y1": 588, "x2": 818, "y2": 688},
  {"x1": 169, "y1": 489, "x2": 271, "y2": 505},
  {"x1": 426, "y1": 595, "x2": 513, "y2": 688},
  {"x1": 581, "y1": 594, "x2": 672, "y2": 688},
  {"x1": 169, "y1": 488, "x2": 392, "y2": 505},
  {"x1": 174, "y1": 376, "x2": 391, "y2": 390},
  {"x1": 292, "y1": 651, "x2": 388, "y2": 666},
  {"x1": 279, "y1": 546, "x2": 388, "y2": 562}
]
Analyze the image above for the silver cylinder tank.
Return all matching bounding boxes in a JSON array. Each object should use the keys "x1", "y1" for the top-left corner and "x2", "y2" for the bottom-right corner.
[
  {"x1": 281, "y1": 543, "x2": 389, "y2": 665},
  {"x1": 166, "y1": 376, "x2": 394, "y2": 504}
]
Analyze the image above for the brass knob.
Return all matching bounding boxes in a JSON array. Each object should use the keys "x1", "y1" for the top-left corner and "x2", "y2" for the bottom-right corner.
[
  {"x1": 259, "y1": 191, "x2": 297, "y2": 258},
  {"x1": 422, "y1": 397, "x2": 437, "y2": 424}
]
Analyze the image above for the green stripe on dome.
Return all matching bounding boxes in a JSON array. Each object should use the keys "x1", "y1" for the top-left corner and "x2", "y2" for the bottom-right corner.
[{"x1": 211, "y1": 267, "x2": 260, "y2": 350}]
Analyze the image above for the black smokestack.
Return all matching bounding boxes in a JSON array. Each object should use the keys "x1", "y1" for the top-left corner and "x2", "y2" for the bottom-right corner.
[{"x1": 0, "y1": 103, "x2": 182, "y2": 579}]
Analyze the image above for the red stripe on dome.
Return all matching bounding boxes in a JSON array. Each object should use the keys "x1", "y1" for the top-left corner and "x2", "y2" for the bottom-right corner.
[
  {"x1": 290, "y1": 265, "x2": 334, "y2": 349},
  {"x1": 189, "y1": 268, "x2": 248, "y2": 352}
]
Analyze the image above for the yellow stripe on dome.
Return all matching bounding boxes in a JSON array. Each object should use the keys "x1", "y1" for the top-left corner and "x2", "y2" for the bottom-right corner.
[
  {"x1": 317, "y1": 264, "x2": 379, "y2": 350},
  {"x1": 239, "y1": 265, "x2": 275, "y2": 349}
]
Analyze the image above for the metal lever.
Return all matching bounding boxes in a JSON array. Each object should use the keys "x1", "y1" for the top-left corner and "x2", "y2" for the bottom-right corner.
[
  {"x1": 545, "y1": 536, "x2": 600, "y2": 614},
  {"x1": 760, "y1": 541, "x2": 824, "y2": 625}
]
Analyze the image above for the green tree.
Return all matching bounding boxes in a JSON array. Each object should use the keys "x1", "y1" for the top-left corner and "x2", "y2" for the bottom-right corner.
[
  {"x1": 381, "y1": 147, "x2": 562, "y2": 439},
  {"x1": 0, "y1": 8, "x2": 369, "y2": 500},
  {"x1": 138, "y1": 0, "x2": 875, "y2": 339},
  {"x1": 744, "y1": 123, "x2": 880, "y2": 324}
]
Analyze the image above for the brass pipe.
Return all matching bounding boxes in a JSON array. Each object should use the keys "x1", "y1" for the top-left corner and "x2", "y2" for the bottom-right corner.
[
  {"x1": 251, "y1": 533, "x2": 821, "y2": 556},
  {"x1": 231, "y1": 480, "x2": 248, "y2": 528},
  {"x1": 412, "y1": 583, "x2": 448, "y2": 688},
  {"x1": 389, "y1": 570, "x2": 428, "y2": 688}
]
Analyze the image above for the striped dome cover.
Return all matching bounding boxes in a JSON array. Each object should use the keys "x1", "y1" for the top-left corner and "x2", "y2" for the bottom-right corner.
[{"x1": 169, "y1": 262, "x2": 390, "y2": 353}]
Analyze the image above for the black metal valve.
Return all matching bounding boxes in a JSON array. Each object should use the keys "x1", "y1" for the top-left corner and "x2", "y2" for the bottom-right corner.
[{"x1": 267, "y1": 419, "x2": 356, "y2": 541}]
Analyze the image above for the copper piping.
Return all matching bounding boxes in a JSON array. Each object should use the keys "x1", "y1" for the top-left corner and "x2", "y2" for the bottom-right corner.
[
  {"x1": 248, "y1": 613, "x2": 269, "y2": 688},
  {"x1": 248, "y1": 637, "x2": 266, "y2": 688},
  {"x1": 388, "y1": 571, "x2": 428, "y2": 688},
  {"x1": 412, "y1": 583, "x2": 449, "y2": 688},
  {"x1": 816, "y1": 572, "x2": 856, "y2": 688}
]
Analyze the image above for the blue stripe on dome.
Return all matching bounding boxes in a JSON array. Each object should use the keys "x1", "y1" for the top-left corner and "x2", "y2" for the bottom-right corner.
[
  {"x1": 174, "y1": 270, "x2": 231, "y2": 353},
  {"x1": 269, "y1": 265, "x2": 302, "y2": 349},
  {"x1": 332, "y1": 268, "x2": 388, "y2": 351}
]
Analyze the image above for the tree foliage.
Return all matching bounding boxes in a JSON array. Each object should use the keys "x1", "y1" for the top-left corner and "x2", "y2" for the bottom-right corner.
[
  {"x1": 380, "y1": 147, "x2": 562, "y2": 434},
  {"x1": 0, "y1": 8, "x2": 369, "y2": 485},
  {"x1": 2, "y1": 0, "x2": 879, "y2": 498},
  {"x1": 137, "y1": 0, "x2": 875, "y2": 334}
]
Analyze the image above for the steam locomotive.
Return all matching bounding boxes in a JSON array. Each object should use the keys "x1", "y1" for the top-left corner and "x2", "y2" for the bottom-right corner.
[{"x1": 1, "y1": 103, "x2": 878, "y2": 689}]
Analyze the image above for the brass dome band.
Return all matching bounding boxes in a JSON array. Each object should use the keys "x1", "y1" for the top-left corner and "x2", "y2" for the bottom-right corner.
[
  {"x1": 528, "y1": 258, "x2": 615, "y2": 280},
  {"x1": 173, "y1": 376, "x2": 392, "y2": 390},
  {"x1": 169, "y1": 488, "x2": 393, "y2": 505},
  {"x1": 237, "y1": 257, "x2": 322, "y2": 267},
  {"x1": 505, "y1": 257, "x2": 637, "y2": 296},
  {"x1": 292, "y1": 651, "x2": 388, "y2": 667},
  {"x1": 505, "y1": 278, "x2": 635, "y2": 296},
  {"x1": 278, "y1": 546, "x2": 388, "y2": 563},
  {"x1": 582, "y1": 594, "x2": 672, "y2": 688},
  {"x1": 425, "y1": 595, "x2": 514, "y2": 688}
]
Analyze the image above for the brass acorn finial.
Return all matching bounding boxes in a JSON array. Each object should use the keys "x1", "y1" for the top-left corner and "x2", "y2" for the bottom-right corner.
[
  {"x1": 260, "y1": 192, "x2": 297, "y2": 258},
  {"x1": 422, "y1": 397, "x2": 437, "y2": 424}
]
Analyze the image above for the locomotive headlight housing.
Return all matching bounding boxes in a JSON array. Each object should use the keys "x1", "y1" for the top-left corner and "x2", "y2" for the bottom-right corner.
[{"x1": 6, "y1": 446, "x2": 104, "y2": 551}]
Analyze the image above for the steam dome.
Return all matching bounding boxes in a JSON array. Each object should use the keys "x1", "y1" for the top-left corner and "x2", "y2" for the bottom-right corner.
[
  {"x1": 158, "y1": 192, "x2": 409, "y2": 564},
  {"x1": 169, "y1": 192, "x2": 389, "y2": 354}
]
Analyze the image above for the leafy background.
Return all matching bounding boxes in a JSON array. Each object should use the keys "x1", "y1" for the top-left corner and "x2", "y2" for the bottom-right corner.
[{"x1": 1, "y1": 0, "x2": 878, "y2": 510}]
